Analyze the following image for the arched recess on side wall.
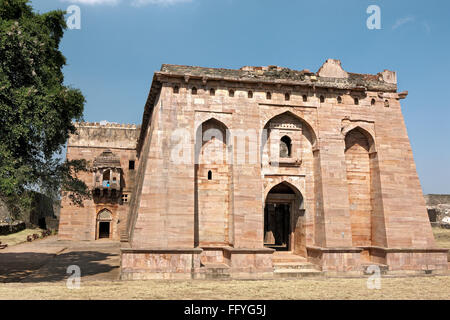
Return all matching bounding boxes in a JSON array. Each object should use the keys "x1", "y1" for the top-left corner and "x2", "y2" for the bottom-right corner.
[
  {"x1": 344, "y1": 127, "x2": 386, "y2": 251},
  {"x1": 342, "y1": 124, "x2": 376, "y2": 153},
  {"x1": 194, "y1": 118, "x2": 232, "y2": 247}
]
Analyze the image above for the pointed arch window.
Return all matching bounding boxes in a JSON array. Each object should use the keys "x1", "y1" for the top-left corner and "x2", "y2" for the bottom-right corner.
[{"x1": 280, "y1": 136, "x2": 292, "y2": 158}]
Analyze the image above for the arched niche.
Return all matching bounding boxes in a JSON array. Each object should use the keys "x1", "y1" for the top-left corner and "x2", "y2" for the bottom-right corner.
[
  {"x1": 261, "y1": 110, "x2": 318, "y2": 148},
  {"x1": 342, "y1": 124, "x2": 376, "y2": 154},
  {"x1": 194, "y1": 117, "x2": 232, "y2": 247},
  {"x1": 261, "y1": 111, "x2": 317, "y2": 167},
  {"x1": 344, "y1": 127, "x2": 375, "y2": 248}
]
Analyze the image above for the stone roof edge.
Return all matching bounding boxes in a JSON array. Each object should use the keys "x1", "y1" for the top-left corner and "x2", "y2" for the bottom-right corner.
[
  {"x1": 136, "y1": 73, "x2": 161, "y2": 155},
  {"x1": 74, "y1": 122, "x2": 139, "y2": 129},
  {"x1": 135, "y1": 62, "x2": 400, "y2": 155},
  {"x1": 157, "y1": 63, "x2": 398, "y2": 93}
]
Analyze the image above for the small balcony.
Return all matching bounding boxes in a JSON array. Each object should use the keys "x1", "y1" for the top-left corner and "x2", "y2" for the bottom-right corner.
[{"x1": 92, "y1": 149, "x2": 123, "y2": 200}]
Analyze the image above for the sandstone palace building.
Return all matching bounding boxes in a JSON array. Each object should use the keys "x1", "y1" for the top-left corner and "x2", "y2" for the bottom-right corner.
[{"x1": 59, "y1": 59, "x2": 448, "y2": 279}]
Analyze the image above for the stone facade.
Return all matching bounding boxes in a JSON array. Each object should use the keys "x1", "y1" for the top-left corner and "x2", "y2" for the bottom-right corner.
[
  {"x1": 58, "y1": 123, "x2": 139, "y2": 241},
  {"x1": 60, "y1": 59, "x2": 448, "y2": 278}
]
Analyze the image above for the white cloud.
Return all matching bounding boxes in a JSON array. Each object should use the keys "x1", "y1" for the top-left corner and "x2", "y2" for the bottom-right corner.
[
  {"x1": 423, "y1": 21, "x2": 431, "y2": 34},
  {"x1": 61, "y1": 0, "x2": 120, "y2": 5},
  {"x1": 392, "y1": 16, "x2": 415, "y2": 30},
  {"x1": 131, "y1": 0, "x2": 193, "y2": 7}
]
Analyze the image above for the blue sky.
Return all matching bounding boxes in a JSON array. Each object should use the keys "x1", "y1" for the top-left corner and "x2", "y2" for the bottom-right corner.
[{"x1": 32, "y1": 0, "x2": 449, "y2": 194}]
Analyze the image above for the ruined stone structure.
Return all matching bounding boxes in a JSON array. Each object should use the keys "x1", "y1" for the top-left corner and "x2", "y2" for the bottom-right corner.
[
  {"x1": 59, "y1": 59, "x2": 448, "y2": 279},
  {"x1": 425, "y1": 194, "x2": 450, "y2": 226}
]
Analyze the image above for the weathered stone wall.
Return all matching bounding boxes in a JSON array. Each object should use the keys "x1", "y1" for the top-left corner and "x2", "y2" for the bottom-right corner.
[
  {"x1": 58, "y1": 122, "x2": 139, "y2": 241},
  {"x1": 425, "y1": 194, "x2": 450, "y2": 206},
  {"x1": 122, "y1": 59, "x2": 444, "y2": 277},
  {"x1": 1, "y1": 193, "x2": 58, "y2": 230},
  {"x1": 0, "y1": 221, "x2": 26, "y2": 236}
]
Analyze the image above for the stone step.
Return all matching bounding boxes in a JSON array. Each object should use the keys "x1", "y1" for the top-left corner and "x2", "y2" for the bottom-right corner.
[
  {"x1": 273, "y1": 253, "x2": 308, "y2": 263},
  {"x1": 119, "y1": 231, "x2": 129, "y2": 242},
  {"x1": 274, "y1": 268, "x2": 323, "y2": 278},
  {"x1": 274, "y1": 262, "x2": 321, "y2": 271}
]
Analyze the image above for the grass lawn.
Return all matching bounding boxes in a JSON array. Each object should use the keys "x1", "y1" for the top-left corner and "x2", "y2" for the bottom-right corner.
[
  {"x1": 0, "y1": 276, "x2": 449, "y2": 300},
  {"x1": 0, "y1": 228, "x2": 45, "y2": 247},
  {"x1": 433, "y1": 227, "x2": 450, "y2": 248}
]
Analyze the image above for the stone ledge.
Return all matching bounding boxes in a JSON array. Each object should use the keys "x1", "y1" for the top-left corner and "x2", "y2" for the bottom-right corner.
[
  {"x1": 121, "y1": 247, "x2": 203, "y2": 254},
  {"x1": 307, "y1": 246, "x2": 364, "y2": 253},
  {"x1": 259, "y1": 102, "x2": 318, "y2": 109},
  {"x1": 222, "y1": 247, "x2": 275, "y2": 254},
  {"x1": 198, "y1": 246, "x2": 275, "y2": 254},
  {"x1": 358, "y1": 246, "x2": 449, "y2": 253}
]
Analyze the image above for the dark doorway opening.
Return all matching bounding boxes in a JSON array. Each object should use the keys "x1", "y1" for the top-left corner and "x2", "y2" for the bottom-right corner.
[
  {"x1": 264, "y1": 203, "x2": 290, "y2": 251},
  {"x1": 98, "y1": 221, "x2": 110, "y2": 239},
  {"x1": 38, "y1": 217, "x2": 47, "y2": 230}
]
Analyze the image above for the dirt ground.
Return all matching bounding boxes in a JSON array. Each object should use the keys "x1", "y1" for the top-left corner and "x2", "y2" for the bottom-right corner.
[
  {"x1": 0, "y1": 236, "x2": 120, "y2": 283},
  {"x1": 433, "y1": 227, "x2": 450, "y2": 248},
  {"x1": 0, "y1": 229, "x2": 448, "y2": 300},
  {"x1": 0, "y1": 276, "x2": 449, "y2": 300}
]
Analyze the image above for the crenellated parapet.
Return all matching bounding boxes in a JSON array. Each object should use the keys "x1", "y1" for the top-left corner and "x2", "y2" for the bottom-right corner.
[
  {"x1": 76, "y1": 122, "x2": 139, "y2": 129},
  {"x1": 68, "y1": 121, "x2": 140, "y2": 150}
]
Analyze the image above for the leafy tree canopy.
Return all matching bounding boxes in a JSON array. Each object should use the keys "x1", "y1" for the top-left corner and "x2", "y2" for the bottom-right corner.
[{"x1": 0, "y1": 0, "x2": 90, "y2": 216}]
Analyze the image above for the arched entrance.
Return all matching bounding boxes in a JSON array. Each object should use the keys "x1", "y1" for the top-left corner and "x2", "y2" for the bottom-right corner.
[
  {"x1": 264, "y1": 182, "x2": 303, "y2": 252},
  {"x1": 96, "y1": 209, "x2": 112, "y2": 239}
]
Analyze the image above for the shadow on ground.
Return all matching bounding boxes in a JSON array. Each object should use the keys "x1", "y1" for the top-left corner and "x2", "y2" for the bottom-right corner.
[{"x1": 0, "y1": 250, "x2": 119, "y2": 283}]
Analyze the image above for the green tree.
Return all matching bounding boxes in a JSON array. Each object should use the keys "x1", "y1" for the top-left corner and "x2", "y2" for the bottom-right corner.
[{"x1": 0, "y1": 0, "x2": 90, "y2": 217}]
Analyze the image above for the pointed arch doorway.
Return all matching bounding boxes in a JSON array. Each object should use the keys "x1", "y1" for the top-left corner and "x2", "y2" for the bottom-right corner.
[
  {"x1": 264, "y1": 182, "x2": 304, "y2": 252},
  {"x1": 96, "y1": 209, "x2": 112, "y2": 239}
]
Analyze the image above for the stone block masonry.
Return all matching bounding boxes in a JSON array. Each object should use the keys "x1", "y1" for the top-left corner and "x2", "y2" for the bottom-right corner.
[
  {"x1": 58, "y1": 122, "x2": 139, "y2": 241},
  {"x1": 60, "y1": 59, "x2": 448, "y2": 279}
]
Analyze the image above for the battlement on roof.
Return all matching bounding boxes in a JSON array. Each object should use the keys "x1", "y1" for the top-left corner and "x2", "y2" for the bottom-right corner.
[
  {"x1": 75, "y1": 121, "x2": 138, "y2": 129},
  {"x1": 157, "y1": 59, "x2": 398, "y2": 92},
  {"x1": 68, "y1": 121, "x2": 140, "y2": 150}
]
